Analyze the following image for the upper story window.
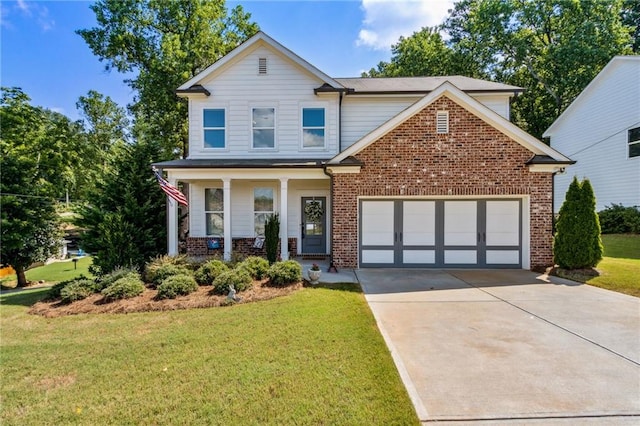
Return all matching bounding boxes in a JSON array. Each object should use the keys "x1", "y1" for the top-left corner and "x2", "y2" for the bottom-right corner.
[
  {"x1": 302, "y1": 108, "x2": 325, "y2": 148},
  {"x1": 629, "y1": 127, "x2": 640, "y2": 158},
  {"x1": 205, "y1": 188, "x2": 224, "y2": 236},
  {"x1": 203, "y1": 109, "x2": 225, "y2": 149},
  {"x1": 252, "y1": 108, "x2": 275, "y2": 149},
  {"x1": 254, "y1": 187, "x2": 274, "y2": 236}
]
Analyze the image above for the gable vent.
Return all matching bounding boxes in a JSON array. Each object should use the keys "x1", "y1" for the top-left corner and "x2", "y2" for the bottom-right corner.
[
  {"x1": 258, "y1": 57, "x2": 267, "y2": 74},
  {"x1": 436, "y1": 111, "x2": 449, "y2": 134}
]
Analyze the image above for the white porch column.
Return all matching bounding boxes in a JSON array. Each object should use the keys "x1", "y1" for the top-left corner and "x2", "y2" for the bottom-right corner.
[
  {"x1": 167, "y1": 177, "x2": 179, "y2": 255},
  {"x1": 223, "y1": 178, "x2": 232, "y2": 261},
  {"x1": 279, "y1": 177, "x2": 289, "y2": 260}
]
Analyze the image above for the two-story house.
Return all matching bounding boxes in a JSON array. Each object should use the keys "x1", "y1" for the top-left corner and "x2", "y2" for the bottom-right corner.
[
  {"x1": 154, "y1": 32, "x2": 573, "y2": 271},
  {"x1": 544, "y1": 56, "x2": 640, "y2": 212}
]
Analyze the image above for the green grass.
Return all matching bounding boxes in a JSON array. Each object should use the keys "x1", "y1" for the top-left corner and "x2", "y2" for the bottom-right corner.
[
  {"x1": 0, "y1": 285, "x2": 419, "y2": 425},
  {"x1": 601, "y1": 234, "x2": 640, "y2": 259},
  {"x1": 558, "y1": 234, "x2": 640, "y2": 297},
  {"x1": 0, "y1": 257, "x2": 93, "y2": 288}
]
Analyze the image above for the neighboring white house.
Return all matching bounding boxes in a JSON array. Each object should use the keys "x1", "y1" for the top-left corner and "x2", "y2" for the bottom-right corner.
[{"x1": 544, "y1": 56, "x2": 640, "y2": 212}]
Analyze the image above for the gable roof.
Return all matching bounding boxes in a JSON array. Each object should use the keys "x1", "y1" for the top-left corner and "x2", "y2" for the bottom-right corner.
[
  {"x1": 335, "y1": 76, "x2": 522, "y2": 94},
  {"x1": 177, "y1": 31, "x2": 344, "y2": 92},
  {"x1": 330, "y1": 81, "x2": 572, "y2": 164},
  {"x1": 543, "y1": 56, "x2": 640, "y2": 137}
]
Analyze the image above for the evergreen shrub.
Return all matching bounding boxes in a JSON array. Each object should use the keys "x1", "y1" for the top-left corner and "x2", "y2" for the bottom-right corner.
[
  {"x1": 212, "y1": 269, "x2": 253, "y2": 295},
  {"x1": 101, "y1": 274, "x2": 145, "y2": 301},
  {"x1": 194, "y1": 260, "x2": 229, "y2": 285},
  {"x1": 266, "y1": 260, "x2": 302, "y2": 287},
  {"x1": 236, "y1": 256, "x2": 269, "y2": 280},
  {"x1": 156, "y1": 274, "x2": 198, "y2": 299}
]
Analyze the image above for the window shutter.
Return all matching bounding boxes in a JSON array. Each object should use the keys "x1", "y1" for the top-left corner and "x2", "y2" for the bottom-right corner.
[
  {"x1": 436, "y1": 111, "x2": 449, "y2": 134},
  {"x1": 258, "y1": 57, "x2": 267, "y2": 75}
]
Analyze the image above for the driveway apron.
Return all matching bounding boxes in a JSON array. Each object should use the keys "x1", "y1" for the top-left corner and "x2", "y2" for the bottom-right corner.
[{"x1": 358, "y1": 269, "x2": 640, "y2": 424}]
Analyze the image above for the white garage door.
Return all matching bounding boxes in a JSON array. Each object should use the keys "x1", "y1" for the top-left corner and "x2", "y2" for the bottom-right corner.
[{"x1": 359, "y1": 199, "x2": 521, "y2": 268}]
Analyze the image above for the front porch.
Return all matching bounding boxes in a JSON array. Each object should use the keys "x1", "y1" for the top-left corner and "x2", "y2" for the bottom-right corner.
[{"x1": 158, "y1": 162, "x2": 331, "y2": 261}]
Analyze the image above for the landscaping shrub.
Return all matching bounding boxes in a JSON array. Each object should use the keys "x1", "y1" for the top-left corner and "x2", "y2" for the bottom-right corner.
[
  {"x1": 60, "y1": 278, "x2": 99, "y2": 303},
  {"x1": 144, "y1": 255, "x2": 190, "y2": 282},
  {"x1": 212, "y1": 269, "x2": 253, "y2": 295},
  {"x1": 598, "y1": 204, "x2": 640, "y2": 234},
  {"x1": 101, "y1": 274, "x2": 145, "y2": 301},
  {"x1": 194, "y1": 260, "x2": 229, "y2": 285},
  {"x1": 48, "y1": 275, "x2": 93, "y2": 299},
  {"x1": 266, "y1": 260, "x2": 302, "y2": 287},
  {"x1": 149, "y1": 263, "x2": 192, "y2": 287},
  {"x1": 97, "y1": 267, "x2": 139, "y2": 291},
  {"x1": 156, "y1": 274, "x2": 198, "y2": 299},
  {"x1": 264, "y1": 213, "x2": 280, "y2": 264},
  {"x1": 236, "y1": 256, "x2": 269, "y2": 280},
  {"x1": 554, "y1": 177, "x2": 603, "y2": 269}
]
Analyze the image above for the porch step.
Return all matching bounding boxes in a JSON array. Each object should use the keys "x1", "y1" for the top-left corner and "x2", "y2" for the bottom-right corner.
[{"x1": 300, "y1": 254, "x2": 329, "y2": 260}]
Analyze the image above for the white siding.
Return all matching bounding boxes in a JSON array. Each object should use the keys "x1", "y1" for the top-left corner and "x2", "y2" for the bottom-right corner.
[
  {"x1": 549, "y1": 59, "x2": 640, "y2": 211},
  {"x1": 341, "y1": 94, "x2": 512, "y2": 150},
  {"x1": 189, "y1": 179, "x2": 330, "y2": 250},
  {"x1": 188, "y1": 44, "x2": 339, "y2": 159}
]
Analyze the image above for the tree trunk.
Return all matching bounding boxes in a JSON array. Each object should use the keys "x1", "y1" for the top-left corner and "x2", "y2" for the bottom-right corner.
[{"x1": 15, "y1": 265, "x2": 28, "y2": 287}]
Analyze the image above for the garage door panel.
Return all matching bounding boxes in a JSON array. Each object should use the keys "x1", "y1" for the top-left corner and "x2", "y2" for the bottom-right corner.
[
  {"x1": 444, "y1": 201, "x2": 477, "y2": 245},
  {"x1": 403, "y1": 201, "x2": 435, "y2": 245},
  {"x1": 486, "y1": 201, "x2": 520, "y2": 246},
  {"x1": 403, "y1": 250, "x2": 435, "y2": 264},
  {"x1": 445, "y1": 250, "x2": 477, "y2": 264},
  {"x1": 486, "y1": 250, "x2": 520, "y2": 265},
  {"x1": 362, "y1": 250, "x2": 394, "y2": 264},
  {"x1": 361, "y1": 201, "x2": 394, "y2": 246}
]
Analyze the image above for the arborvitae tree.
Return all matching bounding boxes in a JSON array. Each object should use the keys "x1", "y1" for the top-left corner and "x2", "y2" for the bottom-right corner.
[
  {"x1": 76, "y1": 141, "x2": 167, "y2": 275},
  {"x1": 554, "y1": 177, "x2": 603, "y2": 269},
  {"x1": 264, "y1": 213, "x2": 280, "y2": 265}
]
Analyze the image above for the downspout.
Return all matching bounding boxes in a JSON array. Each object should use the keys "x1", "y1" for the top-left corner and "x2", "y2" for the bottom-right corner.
[{"x1": 323, "y1": 166, "x2": 337, "y2": 273}]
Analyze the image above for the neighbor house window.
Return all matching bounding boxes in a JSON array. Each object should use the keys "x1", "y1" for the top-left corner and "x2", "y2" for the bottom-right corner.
[
  {"x1": 252, "y1": 108, "x2": 275, "y2": 148},
  {"x1": 254, "y1": 188, "x2": 274, "y2": 236},
  {"x1": 302, "y1": 108, "x2": 325, "y2": 148},
  {"x1": 203, "y1": 109, "x2": 225, "y2": 148},
  {"x1": 205, "y1": 188, "x2": 224, "y2": 236},
  {"x1": 629, "y1": 127, "x2": 640, "y2": 158}
]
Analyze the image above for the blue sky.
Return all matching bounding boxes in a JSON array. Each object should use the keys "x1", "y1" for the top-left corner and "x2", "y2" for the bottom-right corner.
[{"x1": 1, "y1": 0, "x2": 453, "y2": 121}]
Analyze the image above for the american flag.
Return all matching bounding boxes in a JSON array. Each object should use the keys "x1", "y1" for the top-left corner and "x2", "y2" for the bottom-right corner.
[{"x1": 153, "y1": 168, "x2": 188, "y2": 206}]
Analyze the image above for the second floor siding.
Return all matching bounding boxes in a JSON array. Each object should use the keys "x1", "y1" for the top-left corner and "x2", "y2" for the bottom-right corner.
[{"x1": 188, "y1": 44, "x2": 340, "y2": 159}]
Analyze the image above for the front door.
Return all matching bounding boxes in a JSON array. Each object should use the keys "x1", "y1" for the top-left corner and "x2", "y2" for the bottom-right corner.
[{"x1": 301, "y1": 197, "x2": 327, "y2": 254}]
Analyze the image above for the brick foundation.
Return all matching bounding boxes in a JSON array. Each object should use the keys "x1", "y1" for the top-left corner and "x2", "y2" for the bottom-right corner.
[
  {"x1": 331, "y1": 97, "x2": 553, "y2": 270},
  {"x1": 186, "y1": 237, "x2": 297, "y2": 259}
]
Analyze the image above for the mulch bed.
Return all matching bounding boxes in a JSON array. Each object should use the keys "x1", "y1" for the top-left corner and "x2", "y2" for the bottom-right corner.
[
  {"x1": 548, "y1": 266, "x2": 600, "y2": 283},
  {"x1": 29, "y1": 279, "x2": 303, "y2": 318}
]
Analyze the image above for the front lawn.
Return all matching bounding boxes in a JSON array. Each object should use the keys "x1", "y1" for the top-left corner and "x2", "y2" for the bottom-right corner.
[
  {"x1": 0, "y1": 285, "x2": 419, "y2": 425},
  {"x1": 0, "y1": 256, "x2": 93, "y2": 289},
  {"x1": 557, "y1": 234, "x2": 640, "y2": 297}
]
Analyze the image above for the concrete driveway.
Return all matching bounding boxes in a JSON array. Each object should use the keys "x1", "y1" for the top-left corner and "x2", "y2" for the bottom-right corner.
[{"x1": 357, "y1": 269, "x2": 640, "y2": 424}]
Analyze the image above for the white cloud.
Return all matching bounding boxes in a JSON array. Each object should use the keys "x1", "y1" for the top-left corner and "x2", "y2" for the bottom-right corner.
[
  {"x1": 8, "y1": 0, "x2": 55, "y2": 31},
  {"x1": 356, "y1": 0, "x2": 454, "y2": 51}
]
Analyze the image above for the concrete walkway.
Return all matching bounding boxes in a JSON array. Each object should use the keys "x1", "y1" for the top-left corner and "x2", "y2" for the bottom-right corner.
[{"x1": 357, "y1": 269, "x2": 640, "y2": 425}]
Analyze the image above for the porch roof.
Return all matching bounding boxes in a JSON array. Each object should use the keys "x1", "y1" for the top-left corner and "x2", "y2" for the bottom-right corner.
[{"x1": 153, "y1": 158, "x2": 327, "y2": 170}]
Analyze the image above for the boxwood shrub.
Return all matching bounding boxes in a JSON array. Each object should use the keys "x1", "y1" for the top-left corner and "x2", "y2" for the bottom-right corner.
[
  {"x1": 236, "y1": 256, "x2": 269, "y2": 280},
  {"x1": 48, "y1": 275, "x2": 93, "y2": 299},
  {"x1": 59, "y1": 278, "x2": 100, "y2": 303},
  {"x1": 156, "y1": 274, "x2": 199, "y2": 299},
  {"x1": 98, "y1": 267, "x2": 139, "y2": 291},
  {"x1": 266, "y1": 260, "x2": 302, "y2": 287},
  {"x1": 101, "y1": 274, "x2": 145, "y2": 301},
  {"x1": 212, "y1": 269, "x2": 253, "y2": 295},
  {"x1": 194, "y1": 260, "x2": 229, "y2": 285},
  {"x1": 149, "y1": 264, "x2": 192, "y2": 287}
]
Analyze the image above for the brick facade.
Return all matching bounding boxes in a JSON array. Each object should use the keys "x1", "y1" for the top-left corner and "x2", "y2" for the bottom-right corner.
[
  {"x1": 186, "y1": 237, "x2": 297, "y2": 259},
  {"x1": 331, "y1": 97, "x2": 553, "y2": 270}
]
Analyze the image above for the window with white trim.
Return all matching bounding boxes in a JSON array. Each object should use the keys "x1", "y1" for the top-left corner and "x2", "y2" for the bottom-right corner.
[
  {"x1": 629, "y1": 127, "x2": 640, "y2": 158},
  {"x1": 205, "y1": 188, "x2": 224, "y2": 236},
  {"x1": 252, "y1": 108, "x2": 275, "y2": 148},
  {"x1": 302, "y1": 108, "x2": 325, "y2": 148},
  {"x1": 203, "y1": 109, "x2": 225, "y2": 148},
  {"x1": 254, "y1": 188, "x2": 274, "y2": 236}
]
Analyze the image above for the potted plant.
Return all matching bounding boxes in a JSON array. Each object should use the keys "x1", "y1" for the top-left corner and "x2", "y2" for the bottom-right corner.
[{"x1": 308, "y1": 263, "x2": 321, "y2": 285}]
